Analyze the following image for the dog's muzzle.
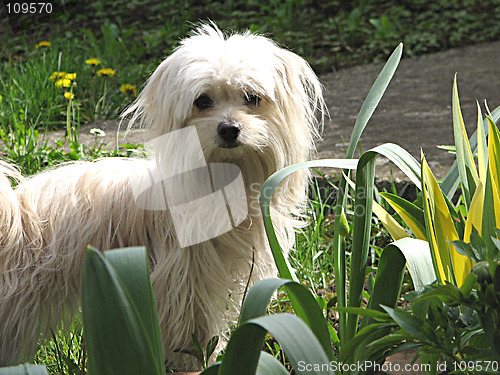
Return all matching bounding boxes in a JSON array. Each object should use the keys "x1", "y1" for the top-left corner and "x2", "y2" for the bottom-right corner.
[{"x1": 217, "y1": 120, "x2": 241, "y2": 148}]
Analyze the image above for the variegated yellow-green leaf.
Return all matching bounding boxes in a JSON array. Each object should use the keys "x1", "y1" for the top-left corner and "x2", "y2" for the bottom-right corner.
[
  {"x1": 452, "y1": 75, "x2": 479, "y2": 208},
  {"x1": 464, "y1": 180, "x2": 484, "y2": 242},
  {"x1": 379, "y1": 192, "x2": 427, "y2": 240},
  {"x1": 476, "y1": 102, "x2": 488, "y2": 183},
  {"x1": 422, "y1": 155, "x2": 471, "y2": 286},
  {"x1": 344, "y1": 173, "x2": 408, "y2": 241},
  {"x1": 371, "y1": 199, "x2": 408, "y2": 240},
  {"x1": 487, "y1": 117, "x2": 500, "y2": 228},
  {"x1": 421, "y1": 154, "x2": 449, "y2": 284}
]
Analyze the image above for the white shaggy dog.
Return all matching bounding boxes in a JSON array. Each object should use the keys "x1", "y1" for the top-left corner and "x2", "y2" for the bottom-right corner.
[{"x1": 0, "y1": 24, "x2": 324, "y2": 370}]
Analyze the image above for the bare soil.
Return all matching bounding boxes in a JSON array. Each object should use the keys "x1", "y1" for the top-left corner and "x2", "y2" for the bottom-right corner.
[{"x1": 318, "y1": 40, "x2": 500, "y2": 181}]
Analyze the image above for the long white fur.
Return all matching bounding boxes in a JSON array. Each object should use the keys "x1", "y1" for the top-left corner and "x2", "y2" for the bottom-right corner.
[{"x1": 0, "y1": 24, "x2": 324, "y2": 370}]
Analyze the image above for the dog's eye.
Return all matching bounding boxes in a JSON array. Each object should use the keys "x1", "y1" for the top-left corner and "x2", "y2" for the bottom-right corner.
[
  {"x1": 245, "y1": 94, "x2": 261, "y2": 106},
  {"x1": 194, "y1": 95, "x2": 214, "y2": 110}
]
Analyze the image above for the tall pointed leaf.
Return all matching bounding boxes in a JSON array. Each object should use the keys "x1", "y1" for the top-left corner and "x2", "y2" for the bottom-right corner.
[
  {"x1": 260, "y1": 159, "x2": 357, "y2": 330},
  {"x1": 81, "y1": 247, "x2": 164, "y2": 375},
  {"x1": 487, "y1": 117, "x2": 500, "y2": 229},
  {"x1": 476, "y1": 102, "x2": 488, "y2": 183},
  {"x1": 332, "y1": 44, "x2": 403, "y2": 345},
  {"x1": 239, "y1": 278, "x2": 335, "y2": 361},
  {"x1": 371, "y1": 199, "x2": 408, "y2": 240},
  {"x1": 379, "y1": 192, "x2": 427, "y2": 240},
  {"x1": 422, "y1": 156, "x2": 471, "y2": 286},
  {"x1": 441, "y1": 106, "x2": 500, "y2": 200},
  {"x1": 452, "y1": 75, "x2": 479, "y2": 208},
  {"x1": 218, "y1": 315, "x2": 336, "y2": 375},
  {"x1": 345, "y1": 45, "x2": 403, "y2": 159}
]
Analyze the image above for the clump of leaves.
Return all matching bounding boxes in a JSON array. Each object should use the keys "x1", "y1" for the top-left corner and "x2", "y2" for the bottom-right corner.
[{"x1": 378, "y1": 228, "x2": 500, "y2": 374}]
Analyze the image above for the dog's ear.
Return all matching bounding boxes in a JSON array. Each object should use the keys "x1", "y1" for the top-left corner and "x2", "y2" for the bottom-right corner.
[
  {"x1": 121, "y1": 53, "x2": 195, "y2": 138},
  {"x1": 274, "y1": 50, "x2": 325, "y2": 137}
]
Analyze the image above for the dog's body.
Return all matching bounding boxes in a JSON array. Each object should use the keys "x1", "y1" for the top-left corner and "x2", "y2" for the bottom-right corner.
[{"x1": 0, "y1": 25, "x2": 323, "y2": 369}]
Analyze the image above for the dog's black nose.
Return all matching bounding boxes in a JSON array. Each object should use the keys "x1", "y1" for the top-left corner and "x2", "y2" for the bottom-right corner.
[{"x1": 217, "y1": 120, "x2": 241, "y2": 145}]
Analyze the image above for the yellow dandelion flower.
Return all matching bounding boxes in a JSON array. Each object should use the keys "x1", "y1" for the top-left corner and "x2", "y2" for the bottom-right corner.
[
  {"x1": 50, "y1": 71, "x2": 66, "y2": 81},
  {"x1": 36, "y1": 41, "x2": 51, "y2": 48},
  {"x1": 55, "y1": 78, "x2": 72, "y2": 88},
  {"x1": 64, "y1": 73, "x2": 77, "y2": 80},
  {"x1": 64, "y1": 92, "x2": 74, "y2": 100},
  {"x1": 85, "y1": 58, "x2": 101, "y2": 66},
  {"x1": 97, "y1": 68, "x2": 116, "y2": 77},
  {"x1": 120, "y1": 84, "x2": 137, "y2": 97}
]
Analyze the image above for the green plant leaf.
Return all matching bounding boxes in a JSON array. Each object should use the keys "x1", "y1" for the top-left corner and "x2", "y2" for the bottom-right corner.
[
  {"x1": 260, "y1": 159, "x2": 357, "y2": 334},
  {"x1": 380, "y1": 305, "x2": 439, "y2": 344},
  {"x1": 206, "y1": 336, "x2": 220, "y2": 366},
  {"x1": 81, "y1": 247, "x2": 164, "y2": 375},
  {"x1": 388, "y1": 238, "x2": 436, "y2": 292},
  {"x1": 260, "y1": 159, "x2": 358, "y2": 281},
  {"x1": 346, "y1": 149, "x2": 377, "y2": 343},
  {"x1": 379, "y1": 192, "x2": 426, "y2": 240},
  {"x1": 219, "y1": 314, "x2": 336, "y2": 375},
  {"x1": 371, "y1": 198, "x2": 408, "y2": 240},
  {"x1": 332, "y1": 44, "x2": 403, "y2": 346},
  {"x1": 344, "y1": 143, "x2": 422, "y2": 344},
  {"x1": 250, "y1": 314, "x2": 334, "y2": 375},
  {"x1": 441, "y1": 106, "x2": 500, "y2": 200},
  {"x1": 452, "y1": 75, "x2": 479, "y2": 209},
  {"x1": 486, "y1": 116, "x2": 500, "y2": 230},
  {"x1": 337, "y1": 322, "x2": 395, "y2": 363},
  {"x1": 476, "y1": 102, "x2": 488, "y2": 182},
  {"x1": 239, "y1": 278, "x2": 335, "y2": 361},
  {"x1": 104, "y1": 247, "x2": 164, "y2": 363},
  {"x1": 255, "y1": 352, "x2": 290, "y2": 375},
  {"x1": 421, "y1": 155, "x2": 471, "y2": 286},
  {"x1": 345, "y1": 45, "x2": 403, "y2": 159}
]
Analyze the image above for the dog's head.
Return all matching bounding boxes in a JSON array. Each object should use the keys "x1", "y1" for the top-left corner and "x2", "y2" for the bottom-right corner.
[{"x1": 124, "y1": 24, "x2": 325, "y2": 171}]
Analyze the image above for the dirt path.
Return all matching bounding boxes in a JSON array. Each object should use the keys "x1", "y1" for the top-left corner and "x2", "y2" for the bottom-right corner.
[{"x1": 318, "y1": 40, "x2": 500, "y2": 181}]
